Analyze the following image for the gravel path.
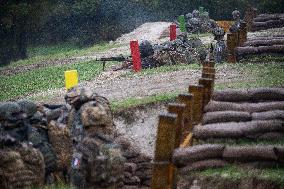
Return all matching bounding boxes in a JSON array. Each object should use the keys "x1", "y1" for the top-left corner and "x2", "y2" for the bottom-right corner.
[{"x1": 28, "y1": 64, "x2": 244, "y2": 104}]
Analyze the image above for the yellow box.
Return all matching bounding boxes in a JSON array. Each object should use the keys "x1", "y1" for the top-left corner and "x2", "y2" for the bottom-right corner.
[{"x1": 64, "y1": 70, "x2": 78, "y2": 90}]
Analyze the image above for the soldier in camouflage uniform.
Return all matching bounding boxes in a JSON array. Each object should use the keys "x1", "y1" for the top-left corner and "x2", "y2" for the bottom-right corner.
[
  {"x1": 0, "y1": 102, "x2": 45, "y2": 189},
  {"x1": 212, "y1": 27, "x2": 227, "y2": 63},
  {"x1": 66, "y1": 87, "x2": 125, "y2": 189},
  {"x1": 229, "y1": 10, "x2": 242, "y2": 33},
  {"x1": 17, "y1": 100, "x2": 58, "y2": 184}
]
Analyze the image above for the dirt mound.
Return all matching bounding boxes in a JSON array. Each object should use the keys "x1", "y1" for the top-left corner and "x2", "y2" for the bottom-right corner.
[{"x1": 115, "y1": 22, "x2": 172, "y2": 44}]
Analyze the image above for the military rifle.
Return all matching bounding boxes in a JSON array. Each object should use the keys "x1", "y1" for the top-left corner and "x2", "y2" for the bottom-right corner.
[{"x1": 96, "y1": 55, "x2": 131, "y2": 71}]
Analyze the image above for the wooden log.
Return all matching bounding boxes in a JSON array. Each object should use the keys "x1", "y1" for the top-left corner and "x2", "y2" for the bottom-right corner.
[
  {"x1": 238, "y1": 22, "x2": 247, "y2": 46},
  {"x1": 168, "y1": 103, "x2": 186, "y2": 147},
  {"x1": 152, "y1": 113, "x2": 177, "y2": 189},
  {"x1": 199, "y1": 78, "x2": 214, "y2": 108},
  {"x1": 254, "y1": 13, "x2": 284, "y2": 22},
  {"x1": 188, "y1": 85, "x2": 204, "y2": 124},
  {"x1": 178, "y1": 94, "x2": 194, "y2": 138}
]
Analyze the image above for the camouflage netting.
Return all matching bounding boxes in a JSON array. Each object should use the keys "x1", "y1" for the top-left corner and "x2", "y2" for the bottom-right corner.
[
  {"x1": 212, "y1": 88, "x2": 284, "y2": 102},
  {"x1": 172, "y1": 144, "x2": 225, "y2": 167},
  {"x1": 115, "y1": 136, "x2": 152, "y2": 188},
  {"x1": 202, "y1": 111, "x2": 251, "y2": 125},
  {"x1": 0, "y1": 145, "x2": 45, "y2": 189},
  {"x1": 193, "y1": 120, "x2": 284, "y2": 140}
]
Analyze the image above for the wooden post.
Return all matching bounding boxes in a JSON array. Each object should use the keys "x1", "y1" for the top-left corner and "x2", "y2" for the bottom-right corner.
[
  {"x1": 202, "y1": 67, "x2": 216, "y2": 75},
  {"x1": 238, "y1": 22, "x2": 247, "y2": 46},
  {"x1": 202, "y1": 61, "x2": 215, "y2": 68},
  {"x1": 188, "y1": 85, "x2": 204, "y2": 124},
  {"x1": 152, "y1": 113, "x2": 177, "y2": 189},
  {"x1": 177, "y1": 94, "x2": 193, "y2": 140},
  {"x1": 202, "y1": 72, "x2": 215, "y2": 80},
  {"x1": 168, "y1": 103, "x2": 186, "y2": 148},
  {"x1": 199, "y1": 78, "x2": 214, "y2": 108},
  {"x1": 227, "y1": 33, "x2": 238, "y2": 63}
]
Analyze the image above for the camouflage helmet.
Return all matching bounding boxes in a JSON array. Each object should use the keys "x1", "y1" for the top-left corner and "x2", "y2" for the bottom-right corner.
[
  {"x1": 0, "y1": 102, "x2": 26, "y2": 123},
  {"x1": 213, "y1": 27, "x2": 225, "y2": 37},
  {"x1": 192, "y1": 10, "x2": 200, "y2": 17},
  {"x1": 17, "y1": 100, "x2": 38, "y2": 117},
  {"x1": 232, "y1": 10, "x2": 241, "y2": 20},
  {"x1": 185, "y1": 13, "x2": 193, "y2": 19},
  {"x1": 65, "y1": 87, "x2": 95, "y2": 108}
]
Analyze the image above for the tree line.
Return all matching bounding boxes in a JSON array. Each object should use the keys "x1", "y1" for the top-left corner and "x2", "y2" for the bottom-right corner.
[{"x1": 1, "y1": 0, "x2": 283, "y2": 65}]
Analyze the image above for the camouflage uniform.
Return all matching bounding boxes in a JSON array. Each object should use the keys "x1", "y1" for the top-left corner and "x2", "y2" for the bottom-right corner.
[
  {"x1": 17, "y1": 100, "x2": 57, "y2": 184},
  {"x1": 230, "y1": 10, "x2": 242, "y2": 33},
  {"x1": 66, "y1": 87, "x2": 125, "y2": 189},
  {"x1": 212, "y1": 27, "x2": 227, "y2": 63},
  {"x1": 0, "y1": 102, "x2": 45, "y2": 189}
]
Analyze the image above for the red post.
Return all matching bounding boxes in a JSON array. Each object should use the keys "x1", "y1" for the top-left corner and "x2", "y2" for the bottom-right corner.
[
  {"x1": 130, "y1": 40, "x2": 142, "y2": 72},
  {"x1": 170, "y1": 24, "x2": 177, "y2": 41}
]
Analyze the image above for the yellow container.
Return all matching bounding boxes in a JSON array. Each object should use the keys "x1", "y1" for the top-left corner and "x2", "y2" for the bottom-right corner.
[{"x1": 64, "y1": 70, "x2": 78, "y2": 90}]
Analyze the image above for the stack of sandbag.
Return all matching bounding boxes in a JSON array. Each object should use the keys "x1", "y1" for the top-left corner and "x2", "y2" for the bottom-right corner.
[
  {"x1": 115, "y1": 137, "x2": 152, "y2": 189},
  {"x1": 172, "y1": 144, "x2": 283, "y2": 171},
  {"x1": 193, "y1": 88, "x2": 284, "y2": 141},
  {"x1": 251, "y1": 14, "x2": 284, "y2": 32},
  {"x1": 0, "y1": 145, "x2": 45, "y2": 189},
  {"x1": 236, "y1": 36, "x2": 284, "y2": 59}
]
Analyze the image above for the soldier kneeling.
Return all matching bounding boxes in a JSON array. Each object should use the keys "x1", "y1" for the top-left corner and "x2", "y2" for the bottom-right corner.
[{"x1": 66, "y1": 87, "x2": 125, "y2": 189}]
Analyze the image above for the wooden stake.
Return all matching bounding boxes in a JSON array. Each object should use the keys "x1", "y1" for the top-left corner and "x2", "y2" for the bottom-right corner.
[
  {"x1": 188, "y1": 85, "x2": 204, "y2": 124},
  {"x1": 199, "y1": 78, "x2": 214, "y2": 108},
  {"x1": 177, "y1": 94, "x2": 193, "y2": 139}
]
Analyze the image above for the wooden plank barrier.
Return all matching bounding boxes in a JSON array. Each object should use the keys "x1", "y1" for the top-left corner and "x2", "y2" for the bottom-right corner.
[
  {"x1": 177, "y1": 94, "x2": 194, "y2": 142},
  {"x1": 151, "y1": 113, "x2": 177, "y2": 189},
  {"x1": 199, "y1": 78, "x2": 214, "y2": 108},
  {"x1": 188, "y1": 85, "x2": 204, "y2": 124}
]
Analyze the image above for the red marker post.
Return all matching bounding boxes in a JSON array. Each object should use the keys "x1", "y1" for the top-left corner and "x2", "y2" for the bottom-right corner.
[
  {"x1": 170, "y1": 24, "x2": 177, "y2": 41},
  {"x1": 130, "y1": 40, "x2": 142, "y2": 72}
]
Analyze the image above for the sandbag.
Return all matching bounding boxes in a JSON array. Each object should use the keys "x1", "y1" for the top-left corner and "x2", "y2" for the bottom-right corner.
[
  {"x1": 223, "y1": 145, "x2": 278, "y2": 162},
  {"x1": 212, "y1": 89, "x2": 250, "y2": 102},
  {"x1": 252, "y1": 110, "x2": 284, "y2": 121},
  {"x1": 172, "y1": 144, "x2": 225, "y2": 167},
  {"x1": 193, "y1": 120, "x2": 284, "y2": 139},
  {"x1": 213, "y1": 88, "x2": 284, "y2": 102},
  {"x1": 258, "y1": 132, "x2": 284, "y2": 140},
  {"x1": 193, "y1": 122, "x2": 245, "y2": 139},
  {"x1": 179, "y1": 159, "x2": 228, "y2": 172},
  {"x1": 243, "y1": 39, "x2": 284, "y2": 47},
  {"x1": 205, "y1": 101, "x2": 284, "y2": 113},
  {"x1": 202, "y1": 111, "x2": 251, "y2": 125}
]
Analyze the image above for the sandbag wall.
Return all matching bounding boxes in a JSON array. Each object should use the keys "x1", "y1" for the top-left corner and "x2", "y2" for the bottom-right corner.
[
  {"x1": 236, "y1": 36, "x2": 284, "y2": 60},
  {"x1": 151, "y1": 61, "x2": 216, "y2": 189},
  {"x1": 251, "y1": 14, "x2": 284, "y2": 32}
]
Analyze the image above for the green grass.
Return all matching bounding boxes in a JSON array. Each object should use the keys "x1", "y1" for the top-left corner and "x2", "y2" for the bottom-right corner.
[
  {"x1": 0, "y1": 60, "x2": 116, "y2": 101},
  {"x1": 198, "y1": 165, "x2": 284, "y2": 187},
  {"x1": 3, "y1": 42, "x2": 122, "y2": 68},
  {"x1": 111, "y1": 92, "x2": 178, "y2": 111},
  {"x1": 215, "y1": 62, "x2": 284, "y2": 90}
]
